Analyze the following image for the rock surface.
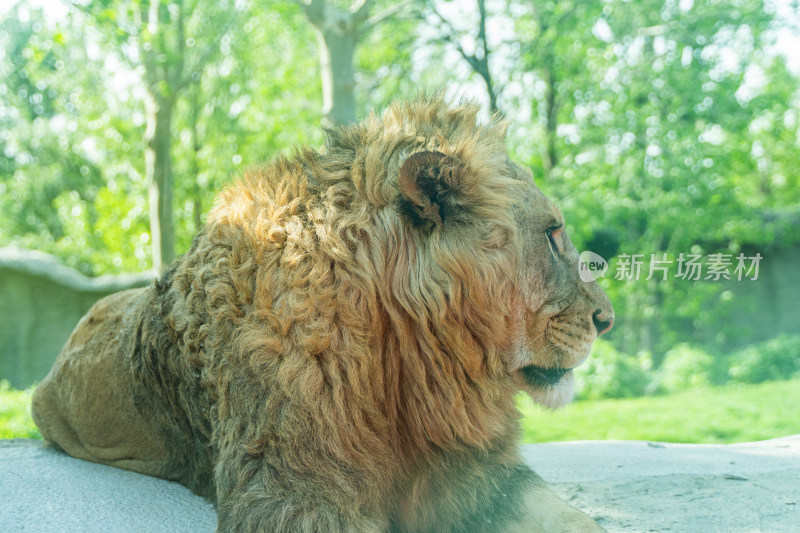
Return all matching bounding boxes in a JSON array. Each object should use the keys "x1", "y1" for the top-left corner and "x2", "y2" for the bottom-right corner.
[
  {"x1": 522, "y1": 435, "x2": 800, "y2": 532},
  {"x1": 0, "y1": 439, "x2": 216, "y2": 532},
  {"x1": 2, "y1": 436, "x2": 799, "y2": 532}
]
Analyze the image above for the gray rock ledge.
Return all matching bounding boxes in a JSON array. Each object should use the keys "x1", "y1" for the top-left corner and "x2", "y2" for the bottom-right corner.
[{"x1": 2, "y1": 436, "x2": 799, "y2": 532}]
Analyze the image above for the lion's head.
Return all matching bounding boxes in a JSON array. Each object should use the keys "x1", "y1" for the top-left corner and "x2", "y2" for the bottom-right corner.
[
  {"x1": 504, "y1": 163, "x2": 614, "y2": 408},
  {"x1": 373, "y1": 98, "x2": 614, "y2": 411},
  {"x1": 389, "y1": 147, "x2": 613, "y2": 414}
]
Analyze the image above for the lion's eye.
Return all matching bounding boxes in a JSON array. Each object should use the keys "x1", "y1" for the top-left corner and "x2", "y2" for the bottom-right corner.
[{"x1": 546, "y1": 224, "x2": 564, "y2": 254}]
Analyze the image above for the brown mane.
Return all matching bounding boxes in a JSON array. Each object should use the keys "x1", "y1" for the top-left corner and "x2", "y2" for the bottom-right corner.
[{"x1": 184, "y1": 98, "x2": 522, "y2": 467}]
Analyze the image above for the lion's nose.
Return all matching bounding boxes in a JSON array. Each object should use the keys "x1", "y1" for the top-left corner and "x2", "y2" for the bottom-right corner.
[{"x1": 592, "y1": 308, "x2": 614, "y2": 337}]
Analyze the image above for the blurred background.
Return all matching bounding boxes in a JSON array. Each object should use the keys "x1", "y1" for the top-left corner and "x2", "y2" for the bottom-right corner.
[{"x1": 1, "y1": 0, "x2": 798, "y2": 443}]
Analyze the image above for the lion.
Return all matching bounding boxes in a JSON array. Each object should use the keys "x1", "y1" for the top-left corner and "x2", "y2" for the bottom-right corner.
[{"x1": 32, "y1": 96, "x2": 614, "y2": 532}]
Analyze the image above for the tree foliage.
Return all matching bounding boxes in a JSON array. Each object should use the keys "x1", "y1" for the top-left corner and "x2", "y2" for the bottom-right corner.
[
  {"x1": 1, "y1": 0, "x2": 798, "y2": 360},
  {"x1": 503, "y1": 0, "x2": 800, "y2": 359}
]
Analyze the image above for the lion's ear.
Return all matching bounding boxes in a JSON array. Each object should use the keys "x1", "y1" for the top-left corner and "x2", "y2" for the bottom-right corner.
[{"x1": 397, "y1": 151, "x2": 464, "y2": 228}]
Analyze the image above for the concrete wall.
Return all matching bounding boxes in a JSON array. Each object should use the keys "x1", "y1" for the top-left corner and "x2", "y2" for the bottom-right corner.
[
  {"x1": 0, "y1": 247, "x2": 153, "y2": 388},
  {"x1": 721, "y1": 246, "x2": 800, "y2": 347}
]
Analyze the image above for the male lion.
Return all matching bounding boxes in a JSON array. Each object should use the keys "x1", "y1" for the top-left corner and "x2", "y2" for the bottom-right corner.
[{"x1": 32, "y1": 96, "x2": 613, "y2": 532}]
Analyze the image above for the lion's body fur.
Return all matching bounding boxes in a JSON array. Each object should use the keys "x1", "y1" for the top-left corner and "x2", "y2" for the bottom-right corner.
[{"x1": 33, "y1": 96, "x2": 611, "y2": 532}]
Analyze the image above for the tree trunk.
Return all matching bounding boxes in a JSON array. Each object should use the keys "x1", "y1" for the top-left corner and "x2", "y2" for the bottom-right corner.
[
  {"x1": 543, "y1": 58, "x2": 558, "y2": 178},
  {"x1": 431, "y1": 0, "x2": 500, "y2": 116},
  {"x1": 297, "y1": 0, "x2": 375, "y2": 128},
  {"x1": 144, "y1": 93, "x2": 175, "y2": 274},
  {"x1": 316, "y1": 26, "x2": 357, "y2": 128},
  {"x1": 137, "y1": 0, "x2": 185, "y2": 274},
  {"x1": 475, "y1": 0, "x2": 498, "y2": 115},
  {"x1": 647, "y1": 279, "x2": 665, "y2": 368},
  {"x1": 188, "y1": 87, "x2": 203, "y2": 233}
]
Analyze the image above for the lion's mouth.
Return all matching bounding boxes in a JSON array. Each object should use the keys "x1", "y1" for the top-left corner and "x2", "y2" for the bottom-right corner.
[{"x1": 519, "y1": 365, "x2": 572, "y2": 387}]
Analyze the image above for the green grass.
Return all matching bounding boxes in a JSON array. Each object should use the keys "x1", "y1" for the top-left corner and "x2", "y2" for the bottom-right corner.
[
  {"x1": 519, "y1": 378, "x2": 800, "y2": 444},
  {"x1": 2, "y1": 379, "x2": 799, "y2": 444},
  {"x1": 0, "y1": 380, "x2": 41, "y2": 439}
]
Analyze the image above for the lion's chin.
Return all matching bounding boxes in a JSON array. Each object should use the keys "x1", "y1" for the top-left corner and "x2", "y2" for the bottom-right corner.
[{"x1": 518, "y1": 369, "x2": 575, "y2": 409}]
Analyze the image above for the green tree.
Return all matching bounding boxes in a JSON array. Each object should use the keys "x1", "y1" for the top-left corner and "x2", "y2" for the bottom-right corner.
[
  {"x1": 429, "y1": 0, "x2": 502, "y2": 115},
  {"x1": 76, "y1": 0, "x2": 248, "y2": 272},
  {"x1": 0, "y1": 3, "x2": 149, "y2": 274},
  {"x1": 1, "y1": 1, "x2": 326, "y2": 273},
  {"x1": 170, "y1": 2, "x2": 324, "y2": 249},
  {"x1": 294, "y1": 0, "x2": 413, "y2": 127},
  {"x1": 508, "y1": 0, "x2": 796, "y2": 362}
]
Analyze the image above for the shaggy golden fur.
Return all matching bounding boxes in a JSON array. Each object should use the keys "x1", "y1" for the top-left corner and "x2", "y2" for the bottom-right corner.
[{"x1": 33, "y1": 96, "x2": 613, "y2": 532}]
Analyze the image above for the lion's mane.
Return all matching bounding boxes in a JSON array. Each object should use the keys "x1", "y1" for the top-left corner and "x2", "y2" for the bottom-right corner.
[{"x1": 130, "y1": 97, "x2": 531, "y2": 527}]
